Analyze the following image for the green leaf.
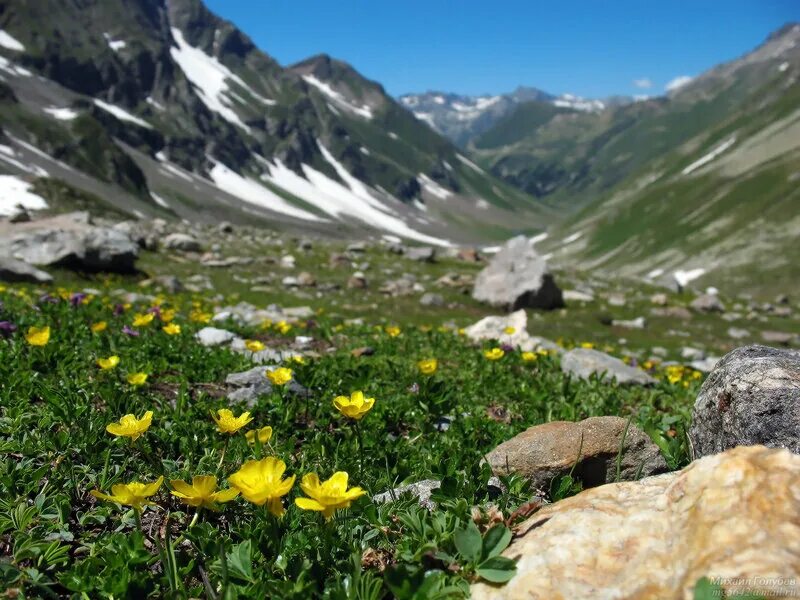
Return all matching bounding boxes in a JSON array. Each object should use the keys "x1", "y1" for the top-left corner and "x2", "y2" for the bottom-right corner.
[
  {"x1": 453, "y1": 521, "x2": 482, "y2": 563},
  {"x1": 476, "y1": 556, "x2": 517, "y2": 583},
  {"x1": 481, "y1": 524, "x2": 512, "y2": 560},
  {"x1": 225, "y1": 540, "x2": 253, "y2": 583}
]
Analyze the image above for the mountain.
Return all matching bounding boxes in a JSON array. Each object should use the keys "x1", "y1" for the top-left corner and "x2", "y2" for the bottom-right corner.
[
  {"x1": 0, "y1": 0, "x2": 550, "y2": 246},
  {"x1": 529, "y1": 23, "x2": 800, "y2": 295},
  {"x1": 398, "y1": 88, "x2": 610, "y2": 147}
]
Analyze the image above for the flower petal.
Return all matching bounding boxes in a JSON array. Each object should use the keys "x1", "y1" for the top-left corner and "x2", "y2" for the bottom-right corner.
[
  {"x1": 169, "y1": 480, "x2": 196, "y2": 497},
  {"x1": 295, "y1": 497, "x2": 325, "y2": 512},
  {"x1": 192, "y1": 475, "x2": 217, "y2": 496}
]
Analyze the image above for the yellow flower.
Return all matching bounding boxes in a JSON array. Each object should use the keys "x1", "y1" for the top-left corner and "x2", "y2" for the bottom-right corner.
[
  {"x1": 333, "y1": 391, "x2": 375, "y2": 421},
  {"x1": 228, "y1": 457, "x2": 295, "y2": 516},
  {"x1": 266, "y1": 367, "x2": 293, "y2": 386},
  {"x1": 521, "y1": 351, "x2": 537, "y2": 362},
  {"x1": 91, "y1": 476, "x2": 163, "y2": 511},
  {"x1": 503, "y1": 326, "x2": 516, "y2": 335},
  {"x1": 276, "y1": 320, "x2": 292, "y2": 335},
  {"x1": 91, "y1": 321, "x2": 108, "y2": 333},
  {"x1": 245, "y1": 339, "x2": 265, "y2": 352},
  {"x1": 169, "y1": 475, "x2": 239, "y2": 511},
  {"x1": 127, "y1": 372, "x2": 148, "y2": 386},
  {"x1": 190, "y1": 310, "x2": 212, "y2": 323},
  {"x1": 97, "y1": 355, "x2": 120, "y2": 370},
  {"x1": 385, "y1": 326, "x2": 401, "y2": 337},
  {"x1": 132, "y1": 313, "x2": 155, "y2": 327},
  {"x1": 162, "y1": 323, "x2": 181, "y2": 335},
  {"x1": 417, "y1": 358, "x2": 438, "y2": 375},
  {"x1": 26, "y1": 326, "x2": 50, "y2": 346},
  {"x1": 295, "y1": 471, "x2": 365, "y2": 519},
  {"x1": 106, "y1": 410, "x2": 153, "y2": 440},
  {"x1": 260, "y1": 319, "x2": 273, "y2": 330},
  {"x1": 290, "y1": 355, "x2": 306, "y2": 365},
  {"x1": 580, "y1": 342, "x2": 595, "y2": 349},
  {"x1": 160, "y1": 309, "x2": 176, "y2": 323},
  {"x1": 457, "y1": 328, "x2": 466, "y2": 336},
  {"x1": 245, "y1": 425, "x2": 273, "y2": 445},
  {"x1": 212, "y1": 408, "x2": 253, "y2": 434},
  {"x1": 484, "y1": 347, "x2": 505, "y2": 360}
]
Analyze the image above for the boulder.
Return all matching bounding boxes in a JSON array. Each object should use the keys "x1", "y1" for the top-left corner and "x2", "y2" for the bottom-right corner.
[
  {"x1": 0, "y1": 256, "x2": 53, "y2": 283},
  {"x1": 162, "y1": 233, "x2": 202, "y2": 252},
  {"x1": 472, "y1": 236, "x2": 563, "y2": 311},
  {"x1": 561, "y1": 348, "x2": 656, "y2": 385},
  {"x1": 690, "y1": 344, "x2": 800, "y2": 458},
  {"x1": 485, "y1": 416, "x2": 667, "y2": 494},
  {"x1": 464, "y1": 310, "x2": 560, "y2": 353},
  {"x1": 472, "y1": 446, "x2": 800, "y2": 600},
  {"x1": 761, "y1": 330, "x2": 796, "y2": 346},
  {"x1": 691, "y1": 293, "x2": 726, "y2": 313},
  {"x1": 405, "y1": 246, "x2": 436, "y2": 262},
  {"x1": 419, "y1": 292, "x2": 445, "y2": 307}
]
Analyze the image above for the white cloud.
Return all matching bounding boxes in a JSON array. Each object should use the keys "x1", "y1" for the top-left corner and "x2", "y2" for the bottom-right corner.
[
  {"x1": 633, "y1": 78, "x2": 652, "y2": 89},
  {"x1": 665, "y1": 75, "x2": 693, "y2": 92}
]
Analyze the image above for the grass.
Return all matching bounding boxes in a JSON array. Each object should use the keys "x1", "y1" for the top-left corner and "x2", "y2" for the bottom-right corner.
[{"x1": 0, "y1": 261, "x2": 702, "y2": 598}]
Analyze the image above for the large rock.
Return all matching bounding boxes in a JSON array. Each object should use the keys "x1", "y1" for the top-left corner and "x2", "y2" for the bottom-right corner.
[
  {"x1": 405, "y1": 246, "x2": 436, "y2": 262},
  {"x1": 485, "y1": 416, "x2": 667, "y2": 494},
  {"x1": 2, "y1": 226, "x2": 137, "y2": 273},
  {"x1": 162, "y1": 233, "x2": 202, "y2": 252},
  {"x1": 0, "y1": 256, "x2": 53, "y2": 283},
  {"x1": 561, "y1": 348, "x2": 656, "y2": 385},
  {"x1": 690, "y1": 293, "x2": 725, "y2": 313},
  {"x1": 472, "y1": 446, "x2": 800, "y2": 600},
  {"x1": 472, "y1": 236, "x2": 564, "y2": 311},
  {"x1": 690, "y1": 344, "x2": 800, "y2": 458}
]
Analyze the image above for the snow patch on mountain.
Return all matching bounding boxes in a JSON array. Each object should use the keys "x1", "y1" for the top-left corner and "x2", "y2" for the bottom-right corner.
[
  {"x1": 0, "y1": 30, "x2": 25, "y2": 52},
  {"x1": 0, "y1": 175, "x2": 48, "y2": 215},
  {"x1": 43, "y1": 106, "x2": 79, "y2": 120},
  {"x1": 418, "y1": 174, "x2": 452, "y2": 200},
  {"x1": 0, "y1": 55, "x2": 32, "y2": 77},
  {"x1": 553, "y1": 94, "x2": 605, "y2": 112},
  {"x1": 302, "y1": 75, "x2": 373, "y2": 119},
  {"x1": 93, "y1": 99, "x2": 153, "y2": 129},
  {"x1": 682, "y1": 137, "x2": 736, "y2": 175},
  {"x1": 456, "y1": 153, "x2": 485, "y2": 174},
  {"x1": 103, "y1": 33, "x2": 126, "y2": 52}
]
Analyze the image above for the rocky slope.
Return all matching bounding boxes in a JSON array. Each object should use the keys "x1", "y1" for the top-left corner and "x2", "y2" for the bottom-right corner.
[{"x1": 0, "y1": 0, "x2": 549, "y2": 246}]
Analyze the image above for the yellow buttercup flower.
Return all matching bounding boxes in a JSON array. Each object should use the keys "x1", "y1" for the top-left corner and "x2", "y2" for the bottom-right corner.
[
  {"x1": 276, "y1": 320, "x2": 292, "y2": 335},
  {"x1": 484, "y1": 347, "x2": 505, "y2": 360},
  {"x1": 160, "y1": 309, "x2": 176, "y2": 323},
  {"x1": 26, "y1": 326, "x2": 50, "y2": 346},
  {"x1": 333, "y1": 391, "x2": 375, "y2": 421},
  {"x1": 91, "y1": 321, "x2": 108, "y2": 333},
  {"x1": 190, "y1": 310, "x2": 212, "y2": 323},
  {"x1": 521, "y1": 351, "x2": 537, "y2": 362},
  {"x1": 245, "y1": 339, "x2": 265, "y2": 352},
  {"x1": 290, "y1": 355, "x2": 306, "y2": 365},
  {"x1": 245, "y1": 425, "x2": 273, "y2": 445},
  {"x1": 106, "y1": 410, "x2": 153, "y2": 441},
  {"x1": 162, "y1": 323, "x2": 181, "y2": 335},
  {"x1": 127, "y1": 372, "x2": 148, "y2": 386},
  {"x1": 91, "y1": 476, "x2": 163, "y2": 511},
  {"x1": 295, "y1": 471, "x2": 365, "y2": 520},
  {"x1": 260, "y1": 319, "x2": 273, "y2": 330},
  {"x1": 385, "y1": 326, "x2": 401, "y2": 337},
  {"x1": 504, "y1": 326, "x2": 516, "y2": 335},
  {"x1": 97, "y1": 355, "x2": 120, "y2": 370},
  {"x1": 266, "y1": 367, "x2": 293, "y2": 386},
  {"x1": 580, "y1": 342, "x2": 595, "y2": 349},
  {"x1": 228, "y1": 457, "x2": 295, "y2": 516},
  {"x1": 212, "y1": 408, "x2": 253, "y2": 434},
  {"x1": 417, "y1": 358, "x2": 438, "y2": 375},
  {"x1": 132, "y1": 313, "x2": 154, "y2": 327},
  {"x1": 169, "y1": 475, "x2": 239, "y2": 511}
]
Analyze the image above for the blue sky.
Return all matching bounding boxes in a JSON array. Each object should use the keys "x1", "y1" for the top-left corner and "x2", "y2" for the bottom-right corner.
[{"x1": 205, "y1": 0, "x2": 797, "y2": 98}]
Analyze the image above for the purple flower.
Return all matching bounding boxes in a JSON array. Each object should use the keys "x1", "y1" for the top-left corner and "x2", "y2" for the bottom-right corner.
[
  {"x1": 70, "y1": 293, "x2": 87, "y2": 307},
  {"x1": 122, "y1": 325, "x2": 140, "y2": 337},
  {"x1": 500, "y1": 343, "x2": 515, "y2": 353},
  {"x1": 147, "y1": 305, "x2": 161, "y2": 317},
  {"x1": 113, "y1": 304, "x2": 125, "y2": 316},
  {"x1": 39, "y1": 293, "x2": 58, "y2": 304},
  {"x1": 0, "y1": 321, "x2": 17, "y2": 337}
]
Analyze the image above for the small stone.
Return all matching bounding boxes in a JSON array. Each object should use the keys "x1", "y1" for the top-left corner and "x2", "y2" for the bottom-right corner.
[
  {"x1": 195, "y1": 327, "x2": 238, "y2": 347},
  {"x1": 405, "y1": 246, "x2": 436, "y2": 262},
  {"x1": 611, "y1": 316, "x2": 646, "y2": 329},
  {"x1": 650, "y1": 293, "x2": 668, "y2": 306},
  {"x1": 563, "y1": 290, "x2": 595, "y2": 303},
  {"x1": 690, "y1": 293, "x2": 725, "y2": 313},
  {"x1": 561, "y1": 348, "x2": 656, "y2": 385},
  {"x1": 727, "y1": 327, "x2": 750, "y2": 339},
  {"x1": 373, "y1": 479, "x2": 441, "y2": 510},
  {"x1": 419, "y1": 292, "x2": 445, "y2": 307},
  {"x1": 162, "y1": 233, "x2": 202, "y2": 252},
  {"x1": 761, "y1": 330, "x2": 796, "y2": 345}
]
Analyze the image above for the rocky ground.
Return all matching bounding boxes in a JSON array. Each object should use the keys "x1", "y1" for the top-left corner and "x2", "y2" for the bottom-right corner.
[{"x1": 1, "y1": 210, "x2": 799, "y2": 598}]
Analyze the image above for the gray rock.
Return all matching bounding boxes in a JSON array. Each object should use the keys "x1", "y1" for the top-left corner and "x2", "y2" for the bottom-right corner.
[
  {"x1": 282, "y1": 276, "x2": 299, "y2": 288},
  {"x1": 561, "y1": 348, "x2": 656, "y2": 385},
  {"x1": 464, "y1": 309, "x2": 560, "y2": 353},
  {"x1": 472, "y1": 235, "x2": 564, "y2": 311},
  {"x1": 611, "y1": 316, "x2": 646, "y2": 329},
  {"x1": 563, "y1": 290, "x2": 595, "y2": 303},
  {"x1": 405, "y1": 246, "x2": 436, "y2": 262},
  {"x1": 727, "y1": 327, "x2": 750, "y2": 339},
  {"x1": 690, "y1": 294, "x2": 725, "y2": 313},
  {"x1": 681, "y1": 347, "x2": 705, "y2": 360},
  {"x1": 347, "y1": 272, "x2": 368, "y2": 289},
  {"x1": 690, "y1": 345, "x2": 800, "y2": 458},
  {"x1": 0, "y1": 256, "x2": 53, "y2": 283},
  {"x1": 162, "y1": 233, "x2": 202, "y2": 252},
  {"x1": 218, "y1": 221, "x2": 234, "y2": 233},
  {"x1": 225, "y1": 365, "x2": 308, "y2": 406},
  {"x1": 761, "y1": 331, "x2": 796, "y2": 346},
  {"x1": 419, "y1": 292, "x2": 445, "y2": 307},
  {"x1": 373, "y1": 479, "x2": 442, "y2": 510},
  {"x1": 689, "y1": 356, "x2": 721, "y2": 373},
  {"x1": 650, "y1": 293, "x2": 668, "y2": 306},
  {"x1": 196, "y1": 327, "x2": 238, "y2": 347},
  {"x1": 607, "y1": 293, "x2": 626, "y2": 307},
  {"x1": 141, "y1": 275, "x2": 183, "y2": 294},
  {"x1": 346, "y1": 242, "x2": 367, "y2": 254},
  {"x1": 485, "y1": 416, "x2": 668, "y2": 495}
]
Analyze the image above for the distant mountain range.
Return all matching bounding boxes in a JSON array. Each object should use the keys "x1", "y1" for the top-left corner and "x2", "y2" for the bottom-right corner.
[
  {"x1": 0, "y1": 0, "x2": 549, "y2": 246},
  {"x1": 398, "y1": 88, "x2": 614, "y2": 147}
]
